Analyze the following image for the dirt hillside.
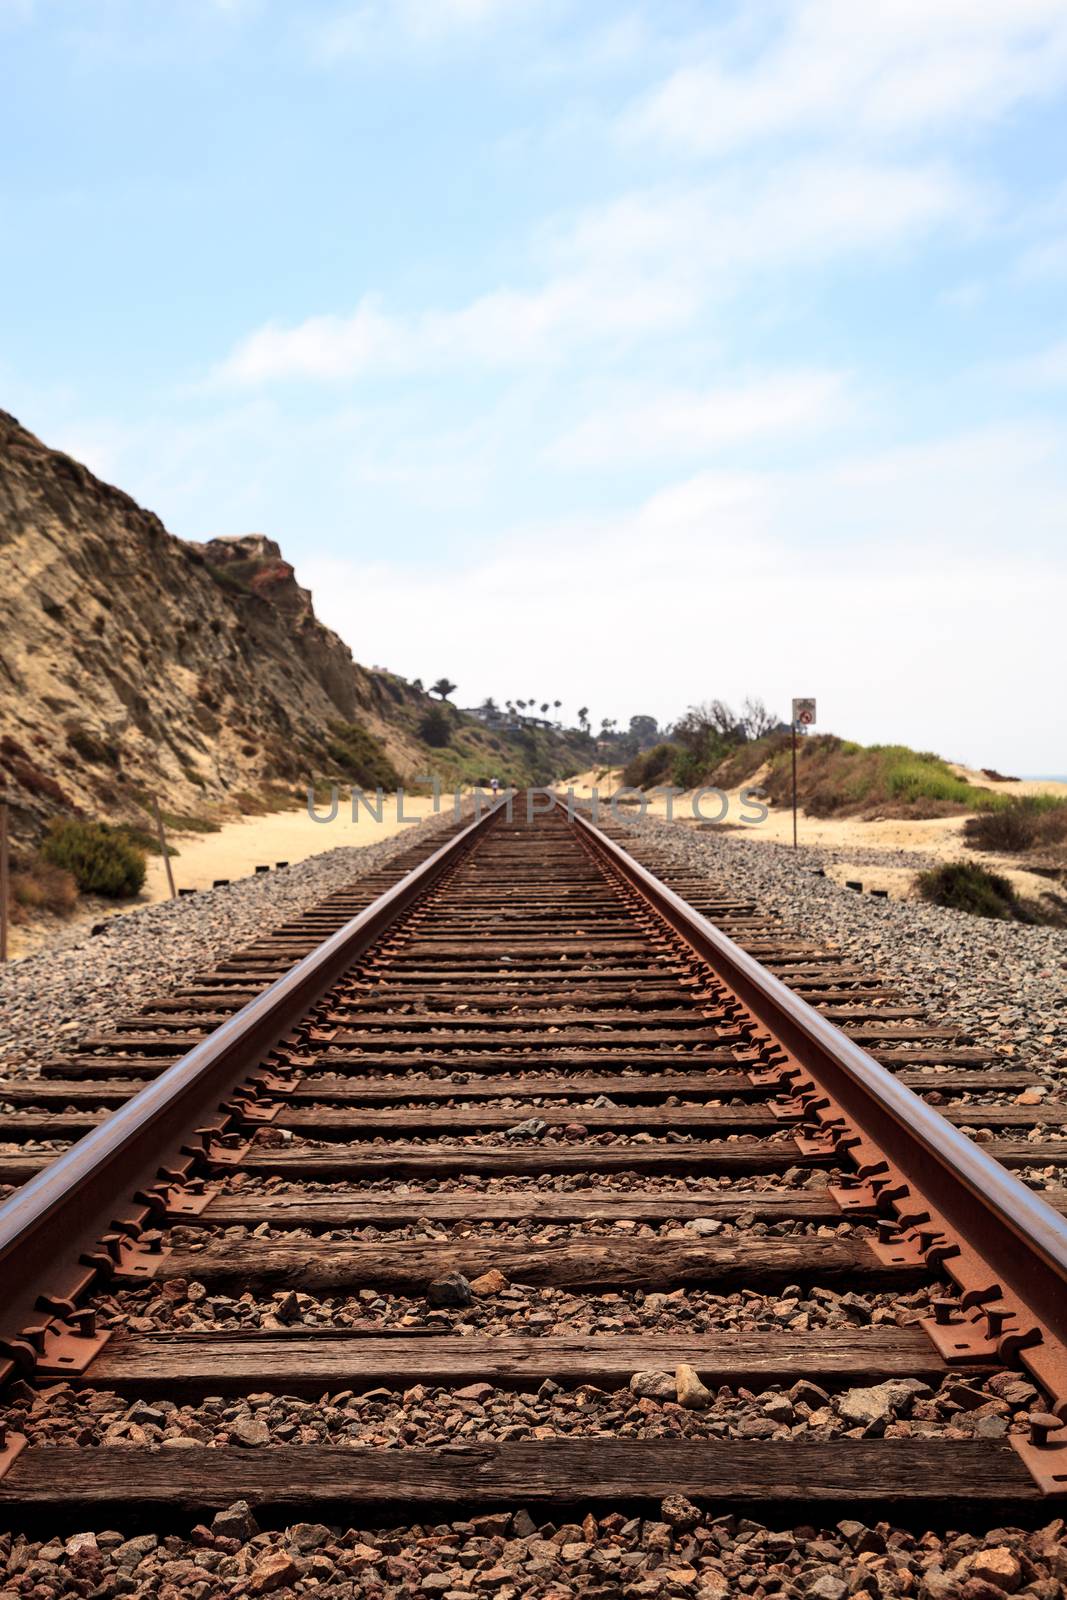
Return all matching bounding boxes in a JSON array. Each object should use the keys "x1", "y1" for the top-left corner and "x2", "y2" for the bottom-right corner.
[{"x1": 0, "y1": 410, "x2": 582, "y2": 846}]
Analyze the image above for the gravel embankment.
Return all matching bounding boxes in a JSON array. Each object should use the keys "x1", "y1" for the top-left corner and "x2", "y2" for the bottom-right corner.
[
  {"x1": 616, "y1": 818, "x2": 1067, "y2": 1080},
  {"x1": 0, "y1": 812, "x2": 458, "y2": 1077},
  {"x1": 2, "y1": 1500, "x2": 1063, "y2": 1599}
]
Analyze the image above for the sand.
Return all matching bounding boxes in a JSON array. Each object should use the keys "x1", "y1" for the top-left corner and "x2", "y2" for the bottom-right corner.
[
  {"x1": 556, "y1": 767, "x2": 1061, "y2": 905},
  {"x1": 142, "y1": 793, "x2": 450, "y2": 902},
  {"x1": 5, "y1": 794, "x2": 463, "y2": 959},
  {"x1": 947, "y1": 763, "x2": 1067, "y2": 798}
]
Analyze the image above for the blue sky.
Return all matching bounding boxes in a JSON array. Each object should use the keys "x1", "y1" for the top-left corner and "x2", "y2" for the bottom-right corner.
[{"x1": 3, "y1": 0, "x2": 1066, "y2": 771}]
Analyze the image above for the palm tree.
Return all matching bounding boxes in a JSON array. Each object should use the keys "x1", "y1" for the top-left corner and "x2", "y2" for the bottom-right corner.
[
  {"x1": 430, "y1": 677, "x2": 457, "y2": 701},
  {"x1": 577, "y1": 706, "x2": 590, "y2": 735}
]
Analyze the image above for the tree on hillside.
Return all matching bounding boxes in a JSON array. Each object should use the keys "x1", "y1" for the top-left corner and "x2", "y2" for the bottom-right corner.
[
  {"x1": 431, "y1": 677, "x2": 457, "y2": 701},
  {"x1": 629, "y1": 714, "x2": 659, "y2": 745},
  {"x1": 553, "y1": 700, "x2": 562, "y2": 719},
  {"x1": 705, "y1": 700, "x2": 740, "y2": 739},
  {"x1": 577, "y1": 706, "x2": 590, "y2": 735},
  {"x1": 479, "y1": 696, "x2": 499, "y2": 717},
  {"x1": 671, "y1": 702, "x2": 742, "y2": 756},
  {"x1": 740, "y1": 696, "x2": 778, "y2": 740},
  {"x1": 420, "y1": 704, "x2": 451, "y2": 746},
  {"x1": 412, "y1": 678, "x2": 424, "y2": 692},
  {"x1": 540, "y1": 702, "x2": 549, "y2": 715}
]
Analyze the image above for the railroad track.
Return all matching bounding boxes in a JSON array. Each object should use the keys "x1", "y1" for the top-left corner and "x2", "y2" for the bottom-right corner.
[{"x1": 1, "y1": 796, "x2": 1066, "y2": 1549}]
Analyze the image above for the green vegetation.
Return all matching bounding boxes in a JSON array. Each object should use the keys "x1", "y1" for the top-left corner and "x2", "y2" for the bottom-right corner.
[
  {"x1": 418, "y1": 705, "x2": 452, "y2": 748},
  {"x1": 114, "y1": 823, "x2": 175, "y2": 857},
  {"x1": 917, "y1": 862, "x2": 1035, "y2": 922},
  {"x1": 748, "y1": 737, "x2": 1011, "y2": 818},
  {"x1": 628, "y1": 730, "x2": 1014, "y2": 822},
  {"x1": 324, "y1": 722, "x2": 400, "y2": 788},
  {"x1": 619, "y1": 721, "x2": 1040, "y2": 825},
  {"x1": 621, "y1": 742, "x2": 676, "y2": 789},
  {"x1": 618, "y1": 700, "x2": 777, "y2": 794},
  {"x1": 160, "y1": 810, "x2": 221, "y2": 833},
  {"x1": 41, "y1": 819, "x2": 146, "y2": 898},
  {"x1": 964, "y1": 795, "x2": 1067, "y2": 855}
]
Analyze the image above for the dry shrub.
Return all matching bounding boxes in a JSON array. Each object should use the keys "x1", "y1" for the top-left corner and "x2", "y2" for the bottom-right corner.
[
  {"x1": 965, "y1": 797, "x2": 1067, "y2": 855},
  {"x1": 9, "y1": 861, "x2": 78, "y2": 923}
]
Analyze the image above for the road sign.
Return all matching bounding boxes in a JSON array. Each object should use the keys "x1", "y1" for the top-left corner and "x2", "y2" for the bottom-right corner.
[{"x1": 789, "y1": 699, "x2": 816, "y2": 849}]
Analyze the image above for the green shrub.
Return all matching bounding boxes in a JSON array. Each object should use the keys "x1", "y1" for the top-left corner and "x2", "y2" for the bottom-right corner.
[
  {"x1": 418, "y1": 705, "x2": 452, "y2": 749},
  {"x1": 757, "y1": 737, "x2": 1013, "y2": 820},
  {"x1": 671, "y1": 747, "x2": 707, "y2": 790},
  {"x1": 622, "y1": 742, "x2": 676, "y2": 789},
  {"x1": 325, "y1": 722, "x2": 401, "y2": 786},
  {"x1": 916, "y1": 862, "x2": 1033, "y2": 922},
  {"x1": 41, "y1": 819, "x2": 146, "y2": 898},
  {"x1": 875, "y1": 747, "x2": 1003, "y2": 809}
]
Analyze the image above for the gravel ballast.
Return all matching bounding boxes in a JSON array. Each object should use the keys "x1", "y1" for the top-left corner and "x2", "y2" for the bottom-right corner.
[
  {"x1": 0, "y1": 811, "x2": 459, "y2": 1076},
  {"x1": 613, "y1": 817, "x2": 1067, "y2": 1080},
  {"x1": 0, "y1": 1501, "x2": 1063, "y2": 1599}
]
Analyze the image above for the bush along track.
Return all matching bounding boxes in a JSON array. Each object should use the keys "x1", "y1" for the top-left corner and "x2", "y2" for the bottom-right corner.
[{"x1": 39, "y1": 818, "x2": 146, "y2": 898}]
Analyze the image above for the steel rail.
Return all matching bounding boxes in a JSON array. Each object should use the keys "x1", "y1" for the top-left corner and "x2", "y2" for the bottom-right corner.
[
  {"x1": 0, "y1": 803, "x2": 503, "y2": 1374},
  {"x1": 567, "y1": 804, "x2": 1067, "y2": 1423}
]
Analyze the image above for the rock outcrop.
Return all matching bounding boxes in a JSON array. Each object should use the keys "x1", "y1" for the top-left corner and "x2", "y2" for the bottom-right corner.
[{"x1": 0, "y1": 411, "x2": 431, "y2": 842}]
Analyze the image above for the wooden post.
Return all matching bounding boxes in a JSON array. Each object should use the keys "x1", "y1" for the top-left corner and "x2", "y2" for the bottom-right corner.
[
  {"x1": 152, "y1": 797, "x2": 177, "y2": 899},
  {"x1": 791, "y1": 724, "x2": 798, "y2": 850},
  {"x1": 0, "y1": 799, "x2": 9, "y2": 962}
]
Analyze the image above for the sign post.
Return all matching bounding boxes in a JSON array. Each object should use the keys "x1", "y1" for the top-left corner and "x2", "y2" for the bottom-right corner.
[
  {"x1": 790, "y1": 699, "x2": 816, "y2": 849},
  {"x1": 152, "y1": 796, "x2": 178, "y2": 900}
]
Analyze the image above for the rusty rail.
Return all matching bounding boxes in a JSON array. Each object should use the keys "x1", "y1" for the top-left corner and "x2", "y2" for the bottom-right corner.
[
  {"x1": 1, "y1": 792, "x2": 1066, "y2": 1497},
  {"x1": 569, "y1": 803, "x2": 1067, "y2": 1469},
  {"x1": 0, "y1": 804, "x2": 501, "y2": 1379}
]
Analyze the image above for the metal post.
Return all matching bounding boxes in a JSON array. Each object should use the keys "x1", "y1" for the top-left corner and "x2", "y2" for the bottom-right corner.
[
  {"x1": 791, "y1": 724, "x2": 798, "y2": 850},
  {"x1": 0, "y1": 800, "x2": 9, "y2": 961},
  {"x1": 152, "y1": 797, "x2": 177, "y2": 899}
]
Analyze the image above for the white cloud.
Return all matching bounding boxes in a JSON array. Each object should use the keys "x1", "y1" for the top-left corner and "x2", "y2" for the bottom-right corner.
[
  {"x1": 218, "y1": 275, "x2": 692, "y2": 384},
  {"x1": 557, "y1": 160, "x2": 977, "y2": 277},
  {"x1": 302, "y1": 428, "x2": 1066, "y2": 772},
  {"x1": 219, "y1": 159, "x2": 972, "y2": 385},
  {"x1": 626, "y1": 0, "x2": 1067, "y2": 154},
  {"x1": 548, "y1": 370, "x2": 848, "y2": 466}
]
